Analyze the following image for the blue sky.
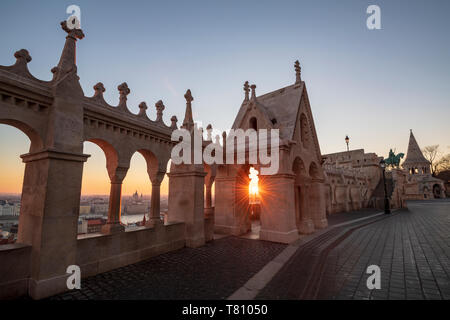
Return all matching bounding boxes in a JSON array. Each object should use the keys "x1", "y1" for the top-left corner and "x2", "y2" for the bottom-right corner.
[{"x1": 1, "y1": 0, "x2": 449, "y2": 193}]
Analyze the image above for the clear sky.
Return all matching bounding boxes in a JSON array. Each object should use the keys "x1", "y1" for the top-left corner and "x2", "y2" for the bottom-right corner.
[{"x1": 1, "y1": 0, "x2": 449, "y2": 195}]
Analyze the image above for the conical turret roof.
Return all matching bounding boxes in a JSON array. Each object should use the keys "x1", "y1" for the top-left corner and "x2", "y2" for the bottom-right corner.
[{"x1": 403, "y1": 130, "x2": 430, "y2": 166}]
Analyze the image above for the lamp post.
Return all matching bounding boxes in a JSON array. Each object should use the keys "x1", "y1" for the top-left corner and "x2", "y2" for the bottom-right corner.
[
  {"x1": 345, "y1": 135, "x2": 349, "y2": 152},
  {"x1": 380, "y1": 159, "x2": 391, "y2": 214}
]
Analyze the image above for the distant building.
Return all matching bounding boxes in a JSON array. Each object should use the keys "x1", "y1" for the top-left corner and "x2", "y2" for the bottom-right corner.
[
  {"x1": 401, "y1": 130, "x2": 446, "y2": 199},
  {"x1": 79, "y1": 205, "x2": 91, "y2": 215},
  {"x1": 0, "y1": 203, "x2": 14, "y2": 216},
  {"x1": 123, "y1": 190, "x2": 149, "y2": 215},
  {"x1": 87, "y1": 218, "x2": 106, "y2": 234},
  {"x1": 92, "y1": 203, "x2": 108, "y2": 214},
  {"x1": 77, "y1": 219, "x2": 88, "y2": 234}
]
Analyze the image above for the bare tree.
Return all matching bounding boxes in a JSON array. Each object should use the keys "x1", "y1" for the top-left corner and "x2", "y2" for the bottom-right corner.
[
  {"x1": 422, "y1": 145, "x2": 441, "y2": 175},
  {"x1": 436, "y1": 154, "x2": 450, "y2": 174}
]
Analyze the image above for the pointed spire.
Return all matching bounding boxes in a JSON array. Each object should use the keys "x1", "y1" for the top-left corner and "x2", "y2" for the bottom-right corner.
[
  {"x1": 155, "y1": 100, "x2": 165, "y2": 122},
  {"x1": 243, "y1": 81, "x2": 250, "y2": 102},
  {"x1": 54, "y1": 21, "x2": 84, "y2": 81},
  {"x1": 403, "y1": 130, "x2": 430, "y2": 167},
  {"x1": 222, "y1": 131, "x2": 227, "y2": 163},
  {"x1": 250, "y1": 84, "x2": 257, "y2": 101},
  {"x1": 294, "y1": 60, "x2": 301, "y2": 84},
  {"x1": 206, "y1": 124, "x2": 213, "y2": 141},
  {"x1": 182, "y1": 89, "x2": 194, "y2": 129}
]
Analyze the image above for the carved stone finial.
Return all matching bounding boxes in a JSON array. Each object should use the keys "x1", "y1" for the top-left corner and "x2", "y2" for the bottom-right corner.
[
  {"x1": 170, "y1": 115, "x2": 178, "y2": 129},
  {"x1": 117, "y1": 82, "x2": 130, "y2": 109},
  {"x1": 118, "y1": 82, "x2": 130, "y2": 96},
  {"x1": 155, "y1": 100, "x2": 165, "y2": 122},
  {"x1": 14, "y1": 49, "x2": 32, "y2": 63},
  {"x1": 250, "y1": 84, "x2": 257, "y2": 101},
  {"x1": 60, "y1": 20, "x2": 85, "y2": 40},
  {"x1": 184, "y1": 89, "x2": 194, "y2": 103},
  {"x1": 206, "y1": 124, "x2": 213, "y2": 141},
  {"x1": 295, "y1": 60, "x2": 301, "y2": 84},
  {"x1": 93, "y1": 82, "x2": 106, "y2": 97},
  {"x1": 244, "y1": 81, "x2": 250, "y2": 102},
  {"x1": 182, "y1": 89, "x2": 194, "y2": 129},
  {"x1": 138, "y1": 102, "x2": 148, "y2": 116}
]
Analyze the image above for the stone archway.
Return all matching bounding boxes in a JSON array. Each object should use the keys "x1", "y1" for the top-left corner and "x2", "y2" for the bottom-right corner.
[
  {"x1": 433, "y1": 184, "x2": 442, "y2": 199},
  {"x1": 0, "y1": 119, "x2": 44, "y2": 153},
  {"x1": 0, "y1": 121, "x2": 44, "y2": 245}
]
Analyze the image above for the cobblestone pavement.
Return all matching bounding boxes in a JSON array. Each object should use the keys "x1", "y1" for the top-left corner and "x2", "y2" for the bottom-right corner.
[
  {"x1": 50, "y1": 237, "x2": 286, "y2": 300},
  {"x1": 257, "y1": 199, "x2": 450, "y2": 300}
]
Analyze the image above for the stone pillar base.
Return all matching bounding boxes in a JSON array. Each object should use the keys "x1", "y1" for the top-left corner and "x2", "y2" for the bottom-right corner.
[
  {"x1": 313, "y1": 218, "x2": 328, "y2": 229},
  {"x1": 101, "y1": 222, "x2": 124, "y2": 234},
  {"x1": 146, "y1": 218, "x2": 163, "y2": 228},
  {"x1": 214, "y1": 224, "x2": 246, "y2": 236},
  {"x1": 185, "y1": 236, "x2": 205, "y2": 248},
  {"x1": 28, "y1": 273, "x2": 69, "y2": 300},
  {"x1": 259, "y1": 228, "x2": 300, "y2": 244},
  {"x1": 298, "y1": 218, "x2": 315, "y2": 234},
  {"x1": 204, "y1": 207, "x2": 214, "y2": 218}
]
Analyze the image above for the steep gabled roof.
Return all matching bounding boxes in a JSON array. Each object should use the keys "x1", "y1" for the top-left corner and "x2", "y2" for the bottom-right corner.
[
  {"x1": 232, "y1": 82, "x2": 304, "y2": 140},
  {"x1": 403, "y1": 130, "x2": 430, "y2": 166}
]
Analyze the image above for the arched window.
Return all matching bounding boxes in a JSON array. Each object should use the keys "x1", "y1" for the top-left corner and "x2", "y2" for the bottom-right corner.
[
  {"x1": 0, "y1": 123, "x2": 39, "y2": 245},
  {"x1": 249, "y1": 117, "x2": 257, "y2": 130}
]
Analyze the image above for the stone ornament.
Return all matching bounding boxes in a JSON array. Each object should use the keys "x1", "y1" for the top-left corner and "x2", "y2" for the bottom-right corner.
[
  {"x1": 60, "y1": 20, "x2": 85, "y2": 40},
  {"x1": 155, "y1": 100, "x2": 165, "y2": 122}
]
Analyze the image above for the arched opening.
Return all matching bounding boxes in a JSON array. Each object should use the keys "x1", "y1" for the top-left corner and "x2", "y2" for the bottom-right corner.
[
  {"x1": 433, "y1": 184, "x2": 442, "y2": 199},
  {"x1": 0, "y1": 123, "x2": 36, "y2": 244},
  {"x1": 249, "y1": 117, "x2": 257, "y2": 131},
  {"x1": 79, "y1": 140, "x2": 115, "y2": 235},
  {"x1": 121, "y1": 151, "x2": 155, "y2": 229},
  {"x1": 235, "y1": 164, "x2": 254, "y2": 237},
  {"x1": 159, "y1": 159, "x2": 171, "y2": 223},
  {"x1": 203, "y1": 163, "x2": 215, "y2": 217},
  {"x1": 309, "y1": 162, "x2": 320, "y2": 180}
]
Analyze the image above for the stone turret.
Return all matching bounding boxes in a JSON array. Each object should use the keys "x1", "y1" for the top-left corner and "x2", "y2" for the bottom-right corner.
[{"x1": 402, "y1": 130, "x2": 431, "y2": 174}]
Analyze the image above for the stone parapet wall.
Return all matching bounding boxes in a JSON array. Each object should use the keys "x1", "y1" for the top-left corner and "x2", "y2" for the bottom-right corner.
[{"x1": 76, "y1": 222, "x2": 185, "y2": 279}]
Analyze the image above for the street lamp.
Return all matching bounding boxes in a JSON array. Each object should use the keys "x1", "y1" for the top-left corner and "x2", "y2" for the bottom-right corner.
[
  {"x1": 380, "y1": 159, "x2": 391, "y2": 214},
  {"x1": 345, "y1": 135, "x2": 349, "y2": 152}
]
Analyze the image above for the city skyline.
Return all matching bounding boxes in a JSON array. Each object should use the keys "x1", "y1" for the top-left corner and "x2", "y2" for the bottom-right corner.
[{"x1": 1, "y1": 0, "x2": 449, "y2": 194}]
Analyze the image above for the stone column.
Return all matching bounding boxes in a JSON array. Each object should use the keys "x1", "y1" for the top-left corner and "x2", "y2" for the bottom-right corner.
[
  {"x1": 167, "y1": 164, "x2": 206, "y2": 247},
  {"x1": 102, "y1": 167, "x2": 128, "y2": 234},
  {"x1": 345, "y1": 185, "x2": 350, "y2": 212},
  {"x1": 146, "y1": 171, "x2": 165, "y2": 227},
  {"x1": 19, "y1": 150, "x2": 89, "y2": 299},
  {"x1": 205, "y1": 183, "x2": 212, "y2": 212},
  {"x1": 148, "y1": 181, "x2": 162, "y2": 225},
  {"x1": 297, "y1": 183, "x2": 315, "y2": 234},
  {"x1": 310, "y1": 180, "x2": 328, "y2": 229},
  {"x1": 214, "y1": 174, "x2": 240, "y2": 235},
  {"x1": 259, "y1": 173, "x2": 300, "y2": 243}
]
